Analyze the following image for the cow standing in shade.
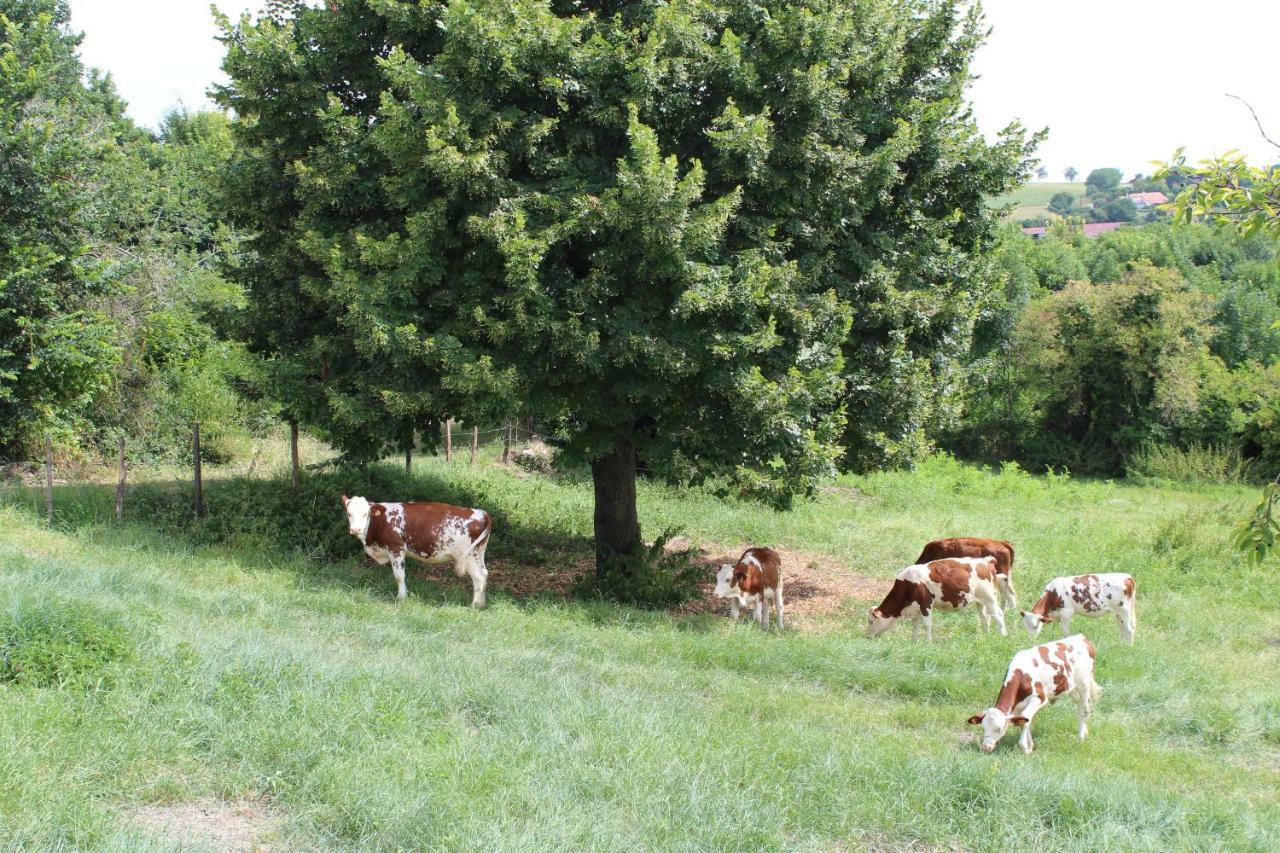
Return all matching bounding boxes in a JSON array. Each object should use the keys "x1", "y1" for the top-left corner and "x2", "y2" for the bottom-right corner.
[
  {"x1": 916, "y1": 537, "x2": 1018, "y2": 610},
  {"x1": 713, "y1": 547, "x2": 784, "y2": 629},
  {"x1": 968, "y1": 633, "x2": 1102, "y2": 754},
  {"x1": 867, "y1": 556, "x2": 1007, "y2": 641},
  {"x1": 342, "y1": 495, "x2": 492, "y2": 606},
  {"x1": 1022, "y1": 573, "x2": 1137, "y2": 645}
]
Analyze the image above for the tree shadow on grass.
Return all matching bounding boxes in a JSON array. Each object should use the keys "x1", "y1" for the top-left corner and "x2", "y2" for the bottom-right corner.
[{"x1": 0, "y1": 466, "x2": 718, "y2": 631}]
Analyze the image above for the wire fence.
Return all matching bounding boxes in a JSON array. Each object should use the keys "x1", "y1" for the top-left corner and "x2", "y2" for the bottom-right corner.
[{"x1": 1, "y1": 420, "x2": 549, "y2": 527}]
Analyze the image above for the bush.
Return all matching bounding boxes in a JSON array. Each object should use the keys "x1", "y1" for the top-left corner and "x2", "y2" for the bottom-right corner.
[
  {"x1": 0, "y1": 598, "x2": 136, "y2": 689},
  {"x1": 571, "y1": 530, "x2": 704, "y2": 609},
  {"x1": 1125, "y1": 443, "x2": 1256, "y2": 485}
]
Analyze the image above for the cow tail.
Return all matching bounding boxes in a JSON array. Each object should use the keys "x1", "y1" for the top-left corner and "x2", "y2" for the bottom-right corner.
[
  {"x1": 464, "y1": 513, "x2": 493, "y2": 558},
  {"x1": 1003, "y1": 540, "x2": 1015, "y2": 567}
]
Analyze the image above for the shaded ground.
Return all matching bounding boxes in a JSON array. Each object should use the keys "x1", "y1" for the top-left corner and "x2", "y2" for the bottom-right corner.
[
  {"x1": 131, "y1": 798, "x2": 279, "y2": 851},
  {"x1": 397, "y1": 536, "x2": 885, "y2": 630}
]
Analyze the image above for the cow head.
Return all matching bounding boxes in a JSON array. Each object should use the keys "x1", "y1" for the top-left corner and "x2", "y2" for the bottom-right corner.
[
  {"x1": 967, "y1": 708, "x2": 1029, "y2": 752},
  {"x1": 1020, "y1": 610, "x2": 1046, "y2": 637},
  {"x1": 866, "y1": 607, "x2": 896, "y2": 637},
  {"x1": 712, "y1": 563, "x2": 737, "y2": 599},
  {"x1": 342, "y1": 495, "x2": 378, "y2": 542}
]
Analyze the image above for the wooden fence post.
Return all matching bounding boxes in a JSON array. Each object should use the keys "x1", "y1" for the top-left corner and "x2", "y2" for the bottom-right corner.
[
  {"x1": 289, "y1": 420, "x2": 300, "y2": 488},
  {"x1": 445, "y1": 419, "x2": 453, "y2": 462},
  {"x1": 470, "y1": 426, "x2": 478, "y2": 466},
  {"x1": 502, "y1": 420, "x2": 513, "y2": 464},
  {"x1": 193, "y1": 422, "x2": 205, "y2": 520},
  {"x1": 115, "y1": 435, "x2": 127, "y2": 523},
  {"x1": 44, "y1": 434, "x2": 53, "y2": 525}
]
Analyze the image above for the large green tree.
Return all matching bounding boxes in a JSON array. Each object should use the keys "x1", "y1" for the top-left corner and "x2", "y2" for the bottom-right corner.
[
  {"x1": 0, "y1": 0, "x2": 120, "y2": 453},
  {"x1": 217, "y1": 0, "x2": 1033, "y2": 573}
]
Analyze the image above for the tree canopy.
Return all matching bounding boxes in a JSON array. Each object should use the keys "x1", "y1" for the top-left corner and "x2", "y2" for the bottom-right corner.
[{"x1": 217, "y1": 0, "x2": 1033, "y2": 573}]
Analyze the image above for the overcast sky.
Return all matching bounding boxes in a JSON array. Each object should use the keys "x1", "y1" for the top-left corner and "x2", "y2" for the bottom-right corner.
[{"x1": 71, "y1": 0, "x2": 1280, "y2": 180}]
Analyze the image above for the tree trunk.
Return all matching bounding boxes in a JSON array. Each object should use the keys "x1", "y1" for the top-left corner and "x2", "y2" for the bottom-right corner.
[
  {"x1": 591, "y1": 435, "x2": 643, "y2": 576},
  {"x1": 405, "y1": 446, "x2": 412, "y2": 473},
  {"x1": 444, "y1": 419, "x2": 453, "y2": 462},
  {"x1": 502, "y1": 420, "x2": 513, "y2": 464},
  {"x1": 289, "y1": 420, "x2": 300, "y2": 488}
]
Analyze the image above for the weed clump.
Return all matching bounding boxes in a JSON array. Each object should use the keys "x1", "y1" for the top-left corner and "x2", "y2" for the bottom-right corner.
[
  {"x1": 0, "y1": 598, "x2": 135, "y2": 689},
  {"x1": 572, "y1": 530, "x2": 703, "y2": 609}
]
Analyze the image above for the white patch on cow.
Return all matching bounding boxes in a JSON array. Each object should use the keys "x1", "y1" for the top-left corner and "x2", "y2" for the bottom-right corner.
[{"x1": 344, "y1": 496, "x2": 373, "y2": 543}]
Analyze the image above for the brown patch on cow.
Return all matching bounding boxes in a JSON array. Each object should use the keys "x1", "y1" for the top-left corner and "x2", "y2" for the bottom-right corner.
[
  {"x1": 1030, "y1": 587, "x2": 1065, "y2": 620},
  {"x1": 362, "y1": 501, "x2": 489, "y2": 561},
  {"x1": 731, "y1": 547, "x2": 781, "y2": 597},
  {"x1": 1068, "y1": 574, "x2": 1103, "y2": 612},
  {"x1": 1034, "y1": 681, "x2": 1047, "y2": 702},
  {"x1": 994, "y1": 668, "x2": 1033, "y2": 714},
  {"x1": 1084, "y1": 636, "x2": 1097, "y2": 660},
  {"x1": 916, "y1": 537, "x2": 1014, "y2": 580},
  {"x1": 1038, "y1": 646, "x2": 1052, "y2": 664},
  {"x1": 927, "y1": 559, "x2": 973, "y2": 609},
  {"x1": 1124, "y1": 576, "x2": 1135, "y2": 600},
  {"x1": 973, "y1": 558, "x2": 996, "y2": 582},
  {"x1": 131, "y1": 798, "x2": 278, "y2": 851},
  {"x1": 873, "y1": 579, "x2": 932, "y2": 619}
]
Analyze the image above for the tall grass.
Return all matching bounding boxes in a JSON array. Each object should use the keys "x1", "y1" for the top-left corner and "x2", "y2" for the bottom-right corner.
[
  {"x1": 0, "y1": 456, "x2": 1276, "y2": 850},
  {"x1": 1125, "y1": 442, "x2": 1256, "y2": 484}
]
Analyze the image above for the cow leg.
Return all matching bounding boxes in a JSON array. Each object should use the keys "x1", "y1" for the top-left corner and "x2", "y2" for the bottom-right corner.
[
  {"x1": 465, "y1": 554, "x2": 488, "y2": 609},
  {"x1": 1016, "y1": 704, "x2": 1040, "y2": 754},
  {"x1": 1060, "y1": 615, "x2": 1072, "y2": 638},
  {"x1": 1118, "y1": 605, "x2": 1135, "y2": 645},
  {"x1": 756, "y1": 597, "x2": 768, "y2": 629},
  {"x1": 977, "y1": 604, "x2": 990, "y2": 633},
  {"x1": 989, "y1": 599, "x2": 1007, "y2": 637},
  {"x1": 390, "y1": 553, "x2": 408, "y2": 601},
  {"x1": 999, "y1": 574, "x2": 1018, "y2": 611},
  {"x1": 911, "y1": 618, "x2": 920, "y2": 642},
  {"x1": 922, "y1": 612, "x2": 933, "y2": 643},
  {"x1": 773, "y1": 586, "x2": 784, "y2": 631},
  {"x1": 729, "y1": 598, "x2": 740, "y2": 622},
  {"x1": 1075, "y1": 687, "x2": 1092, "y2": 740}
]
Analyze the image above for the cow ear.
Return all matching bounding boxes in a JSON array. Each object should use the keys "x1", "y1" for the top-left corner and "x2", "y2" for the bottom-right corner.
[
  {"x1": 371, "y1": 505, "x2": 384, "y2": 517},
  {"x1": 1009, "y1": 716, "x2": 1030, "y2": 727},
  {"x1": 341, "y1": 495, "x2": 349, "y2": 506},
  {"x1": 967, "y1": 713, "x2": 985, "y2": 725}
]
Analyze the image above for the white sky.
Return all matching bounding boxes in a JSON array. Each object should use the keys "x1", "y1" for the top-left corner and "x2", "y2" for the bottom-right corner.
[{"x1": 71, "y1": 0, "x2": 1280, "y2": 179}]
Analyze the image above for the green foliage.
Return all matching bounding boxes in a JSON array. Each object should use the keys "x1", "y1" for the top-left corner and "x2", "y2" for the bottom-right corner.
[
  {"x1": 0, "y1": 0, "x2": 122, "y2": 453},
  {"x1": 1234, "y1": 481, "x2": 1279, "y2": 565},
  {"x1": 1048, "y1": 191, "x2": 1075, "y2": 215},
  {"x1": 1125, "y1": 442, "x2": 1255, "y2": 485},
  {"x1": 571, "y1": 529, "x2": 703, "y2": 609},
  {"x1": 216, "y1": 0, "x2": 1036, "y2": 512},
  {"x1": 1064, "y1": 166, "x2": 1078, "y2": 182},
  {"x1": 1085, "y1": 167, "x2": 1123, "y2": 193},
  {"x1": 1158, "y1": 148, "x2": 1280, "y2": 240},
  {"x1": 0, "y1": 595, "x2": 134, "y2": 688}
]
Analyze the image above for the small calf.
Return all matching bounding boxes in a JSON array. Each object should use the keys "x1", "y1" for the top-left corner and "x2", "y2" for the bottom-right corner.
[
  {"x1": 968, "y1": 633, "x2": 1102, "y2": 754},
  {"x1": 916, "y1": 537, "x2": 1018, "y2": 610},
  {"x1": 713, "y1": 547, "x2": 784, "y2": 629},
  {"x1": 867, "y1": 557, "x2": 1007, "y2": 641},
  {"x1": 1021, "y1": 573, "x2": 1136, "y2": 645}
]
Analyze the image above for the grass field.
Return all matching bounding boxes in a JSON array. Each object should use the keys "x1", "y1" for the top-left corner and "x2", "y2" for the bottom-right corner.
[
  {"x1": 993, "y1": 181, "x2": 1088, "y2": 221},
  {"x1": 1, "y1": 451, "x2": 1278, "y2": 850}
]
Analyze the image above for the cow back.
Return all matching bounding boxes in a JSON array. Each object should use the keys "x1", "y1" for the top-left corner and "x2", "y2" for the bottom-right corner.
[{"x1": 917, "y1": 537, "x2": 1013, "y2": 576}]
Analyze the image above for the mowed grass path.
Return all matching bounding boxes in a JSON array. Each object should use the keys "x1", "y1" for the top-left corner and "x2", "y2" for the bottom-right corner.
[{"x1": 1, "y1": 456, "x2": 1278, "y2": 850}]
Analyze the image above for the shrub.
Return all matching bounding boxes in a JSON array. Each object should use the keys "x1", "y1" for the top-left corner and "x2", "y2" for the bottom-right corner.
[
  {"x1": 1125, "y1": 443, "x2": 1255, "y2": 485},
  {"x1": 0, "y1": 598, "x2": 136, "y2": 689},
  {"x1": 572, "y1": 530, "x2": 704, "y2": 609}
]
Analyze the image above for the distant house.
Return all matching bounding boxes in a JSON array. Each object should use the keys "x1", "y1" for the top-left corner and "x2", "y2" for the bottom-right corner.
[
  {"x1": 1125, "y1": 191, "x2": 1168, "y2": 209},
  {"x1": 1021, "y1": 222, "x2": 1127, "y2": 240}
]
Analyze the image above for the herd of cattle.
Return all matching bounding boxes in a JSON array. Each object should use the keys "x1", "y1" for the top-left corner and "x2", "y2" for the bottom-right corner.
[{"x1": 341, "y1": 495, "x2": 1137, "y2": 755}]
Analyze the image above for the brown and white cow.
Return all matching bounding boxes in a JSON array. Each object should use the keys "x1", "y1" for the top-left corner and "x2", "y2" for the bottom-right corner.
[
  {"x1": 713, "y1": 547, "x2": 784, "y2": 629},
  {"x1": 1022, "y1": 573, "x2": 1136, "y2": 645},
  {"x1": 342, "y1": 495, "x2": 492, "y2": 606},
  {"x1": 968, "y1": 633, "x2": 1102, "y2": 754},
  {"x1": 916, "y1": 537, "x2": 1018, "y2": 610},
  {"x1": 867, "y1": 557, "x2": 1006, "y2": 641}
]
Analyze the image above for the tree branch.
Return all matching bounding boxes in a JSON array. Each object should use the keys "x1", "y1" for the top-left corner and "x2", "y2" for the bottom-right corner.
[{"x1": 1227, "y1": 93, "x2": 1280, "y2": 154}]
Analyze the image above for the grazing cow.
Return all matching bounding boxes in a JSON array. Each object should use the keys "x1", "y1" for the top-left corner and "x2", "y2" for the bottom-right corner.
[
  {"x1": 867, "y1": 557, "x2": 1007, "y2": 641},
  {"x1": 968, "y1": 633, "x2": 1102, "y2": 754},
  {"x1": 713, "y1": 547, "x2": 784, "y2": 629},
  {"x1": 1022, "y1": 573, "x2": 1136, "y2": 645},
  {"x1": 342, "y1": 495, "x2": 492, "y2": 606},
  {"x1": 916, "y1": 537, "x2": 1018, "y2": 610}
]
